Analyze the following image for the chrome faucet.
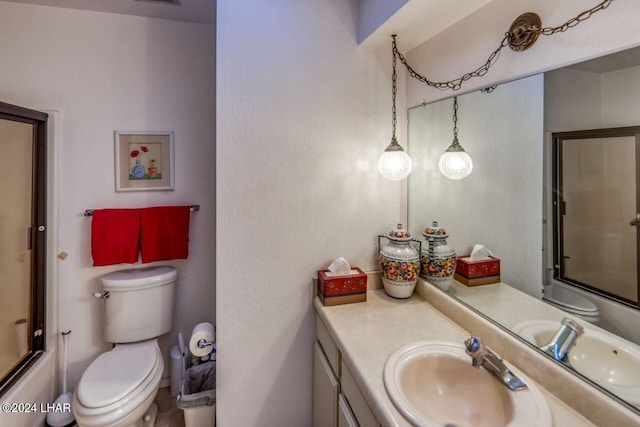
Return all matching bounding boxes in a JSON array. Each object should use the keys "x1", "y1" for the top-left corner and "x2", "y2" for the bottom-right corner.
[
  {"x1": 464, "y1": 336, "x2": 527, "y2": 391},
  {"x1": 540, "y1": 317, "x2": 584, "y2": 364}
]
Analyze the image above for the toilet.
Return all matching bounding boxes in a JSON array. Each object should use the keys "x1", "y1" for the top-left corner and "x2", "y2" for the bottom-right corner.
[
  {"x1": 543, "y1": 285, "x2": 600, "y2": 324},
  {"x1": 73, "y1": 266, "x2": 177, "y2": 427}
]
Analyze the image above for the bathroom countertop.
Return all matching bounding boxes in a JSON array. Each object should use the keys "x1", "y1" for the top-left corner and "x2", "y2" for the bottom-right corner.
[
  {"x1": 314, "y1": 288, "x2": 595, "y2": 427},
  {"x1": 445, "y1": 280, "x2": 568, "y2": 329}
]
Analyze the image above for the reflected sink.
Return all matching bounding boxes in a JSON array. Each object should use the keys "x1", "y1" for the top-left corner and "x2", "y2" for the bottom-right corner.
[
  {"x1": 383, "y1": 341, "x2": 551, "y2": 427},
  {"x1": 513, "y1": 320, "x2": 640, "y2": 405}
]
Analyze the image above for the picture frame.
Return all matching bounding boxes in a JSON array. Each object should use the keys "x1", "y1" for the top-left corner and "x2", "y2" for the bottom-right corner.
[{"x1": 114, "y1": 131, "x2": 175, "y2": 191}]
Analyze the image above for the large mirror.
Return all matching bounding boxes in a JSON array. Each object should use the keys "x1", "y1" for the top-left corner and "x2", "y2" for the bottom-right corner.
[{"x1": 407, "y1": 46, "x2": 640, "y2": 411}]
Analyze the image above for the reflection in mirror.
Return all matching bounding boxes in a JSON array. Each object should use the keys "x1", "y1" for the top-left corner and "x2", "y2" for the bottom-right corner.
[
  {"x1": 408, "y1": 75, "x2": 544, "y2": 299},
  {"x1": 552, "y1": 128, "x2": 639, "y2": 306},
  {"x1": 408, "y1": 47, "x2": 640, "y2": 412}
]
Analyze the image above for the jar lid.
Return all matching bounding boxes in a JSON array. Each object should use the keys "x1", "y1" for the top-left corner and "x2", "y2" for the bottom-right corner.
[
  {"x1": 423, "y1": 221, "x2": 449, "y2": 239},
  {"x1": 387, "y1": 223, "x2": 412, "y2": 241}
]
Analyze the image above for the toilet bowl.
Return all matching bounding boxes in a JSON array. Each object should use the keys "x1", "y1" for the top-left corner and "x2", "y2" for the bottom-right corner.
[
  {"x1": 73, "y1": 340, "x2": 163, "y2": 427},
  {"x1": 543, "y1": 285, "x2": 600, "y2": 324},
  {"x1": 73, "y1": 266, "x2": 177, "y2": 427}
]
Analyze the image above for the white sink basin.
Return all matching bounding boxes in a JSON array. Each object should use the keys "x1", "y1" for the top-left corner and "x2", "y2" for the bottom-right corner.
[
  {"x1": 383, "y1": 341, "x2": 551, "y2": 427},
  {"x1": 513, "y1": 320, "x2": 640, "y2": 405}
]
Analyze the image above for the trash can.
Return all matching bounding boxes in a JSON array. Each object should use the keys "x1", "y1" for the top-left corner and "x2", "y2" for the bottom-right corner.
[
  {"x1": 170, "y1": 344, "x2": 184, "y2": 397},
  {"x1": 177, "y1": 360, "x2": 216, "y2": 427}
]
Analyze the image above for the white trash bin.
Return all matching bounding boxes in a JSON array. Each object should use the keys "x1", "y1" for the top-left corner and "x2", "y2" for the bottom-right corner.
[{"x1": 177, "y1": 361, "x2": 216, "y2": 427}]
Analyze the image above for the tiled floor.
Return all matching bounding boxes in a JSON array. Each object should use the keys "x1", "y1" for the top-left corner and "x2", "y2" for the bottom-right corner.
[{"x1": 154, "y1": 387, "x2": 185, "y2": 427}]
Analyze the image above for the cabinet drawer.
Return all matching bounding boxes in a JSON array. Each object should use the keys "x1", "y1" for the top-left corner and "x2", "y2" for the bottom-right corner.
[
  {"x1": 341, "y1": 362, "x2": 378, "y2": 427},
  {"x1": 316, "y1": 315, "x2": 340, "y2": 376}
]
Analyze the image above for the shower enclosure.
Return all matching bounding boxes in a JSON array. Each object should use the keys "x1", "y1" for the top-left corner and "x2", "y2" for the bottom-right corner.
[
  {"x1": 0, "y1": 102, "x2": 47, "y2": 395},
  {"x1": 553, "y1": 126, "x2": 639, "y2": 306}
]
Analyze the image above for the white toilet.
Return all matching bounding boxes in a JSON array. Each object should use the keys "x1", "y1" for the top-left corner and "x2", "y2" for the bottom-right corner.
[
  {"x1": 73, "y1": 266, "x2": 177, "y2": 427},
  {"x1": 543, "y1": 284, "x2": 600, "y2": 324}
]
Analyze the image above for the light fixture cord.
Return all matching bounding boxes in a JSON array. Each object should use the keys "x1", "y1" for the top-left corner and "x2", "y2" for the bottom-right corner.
[
  {"x1": 392, "y1": 0, "x2": 613, "y2": 91},
  {"x1": 391, "y1": 37, "x2": 398, "y2": 141}
]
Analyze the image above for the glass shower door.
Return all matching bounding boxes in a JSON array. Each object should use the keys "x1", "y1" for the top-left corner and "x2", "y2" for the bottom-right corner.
[
  {"x1": 0, "y1": 118, "x2": 34, "y2": 375},
  {"x1": 555, "y1": 128, "x2": 639, "y2": 305}
]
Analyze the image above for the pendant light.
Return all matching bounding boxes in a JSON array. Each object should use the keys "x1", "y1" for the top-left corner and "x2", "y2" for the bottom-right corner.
[
  {"x1": 378, "y1": 37, "x2": 412, "y2": 181},
  {"x1": 438, "y1": 97, "x2": 472, "y2": 180}
]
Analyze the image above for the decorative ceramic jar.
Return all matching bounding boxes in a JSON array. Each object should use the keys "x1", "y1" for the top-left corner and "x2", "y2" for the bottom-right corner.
[
  {"x1": 379, "y1": 224, "x2": 421, "y2": 299},
  {"x1": 421, "y1": 221, "x2": 457, "y2": 290}
]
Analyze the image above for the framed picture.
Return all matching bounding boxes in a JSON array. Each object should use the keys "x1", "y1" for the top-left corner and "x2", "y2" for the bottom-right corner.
[{"x1": 115, "y1": 131, "x2": 175, "y2": 191}]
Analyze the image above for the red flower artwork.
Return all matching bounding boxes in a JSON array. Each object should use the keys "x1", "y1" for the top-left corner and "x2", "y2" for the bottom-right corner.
[{"x1": 130, "y1": 146, "x2": 149, "y2": 158}]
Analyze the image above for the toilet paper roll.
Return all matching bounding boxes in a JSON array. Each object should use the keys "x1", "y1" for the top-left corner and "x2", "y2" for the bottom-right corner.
[{"x1": 189, "y1": 322, "x2": 215, "y2": 358}]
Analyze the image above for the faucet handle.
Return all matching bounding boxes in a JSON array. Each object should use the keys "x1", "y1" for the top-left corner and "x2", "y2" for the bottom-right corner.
[
  {"x1": 561, "y1": 317, "x2": 584, "y2": 336},
  {"x1": 464, "y1": 336, "x2": 488, "y2": 367}
]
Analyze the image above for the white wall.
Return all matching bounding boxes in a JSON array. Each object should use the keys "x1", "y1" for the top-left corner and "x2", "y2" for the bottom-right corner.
[
  {"x1": 544, "y1": 68, "x2": 602, "y2": 131},
  {"x1": 217, "y1": 0, "x2": 403, "y2": 425},
  {"x1": 0, "y1": 2, "x2": 215, "y2": 418}
]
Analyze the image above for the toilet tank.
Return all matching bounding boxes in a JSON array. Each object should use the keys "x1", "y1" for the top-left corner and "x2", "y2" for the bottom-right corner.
[{"x1": 100, "y1": 266, "x2": 177, "y2": 343}]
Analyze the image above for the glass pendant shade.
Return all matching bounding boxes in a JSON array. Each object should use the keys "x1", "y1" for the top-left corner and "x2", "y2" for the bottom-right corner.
[
  {"x1": 378, "y1": 137, "x2": 412, "y2": 181},
  {"x1": 439, "y1": 140, "x2": 473, "y2": 180}
]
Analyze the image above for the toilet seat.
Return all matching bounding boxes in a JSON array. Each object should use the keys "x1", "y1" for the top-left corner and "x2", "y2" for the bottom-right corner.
[
  {"x1": 543, "y1": 286, "x2": 600, "y2": 323},
  {"x1": 78, "y1": 342, "x2": 159, "y2": 408},
  {"x1": 73, "y1": 341, "x2": 163, "y2": 426}
]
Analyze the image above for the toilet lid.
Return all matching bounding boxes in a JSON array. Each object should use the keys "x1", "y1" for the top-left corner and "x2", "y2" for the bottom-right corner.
[
  {"x1": 543, "y1": 286, "x2": 599, "y2": 314},
  {"x1": 77, "y1": 344, "x2": 159, "y2": 408}
]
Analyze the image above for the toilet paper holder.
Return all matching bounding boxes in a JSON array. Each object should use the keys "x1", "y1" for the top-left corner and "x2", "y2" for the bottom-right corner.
[{"x1": 197, "y1": 339, "x2": 214, "y2": 348}]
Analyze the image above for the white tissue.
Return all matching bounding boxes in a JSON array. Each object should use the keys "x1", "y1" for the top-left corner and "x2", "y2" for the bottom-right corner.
[
  {"x1": 470, "y1": 244, "x2": 494, "y2": 261},
  {"x1": 326, "y1": 257, "x2": 352, "y2": 276}
]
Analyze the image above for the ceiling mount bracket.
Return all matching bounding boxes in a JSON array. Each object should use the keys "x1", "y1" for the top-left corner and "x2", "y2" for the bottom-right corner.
[{"x1": 508, "y1": 13, "x2": 542, "y2": 52}]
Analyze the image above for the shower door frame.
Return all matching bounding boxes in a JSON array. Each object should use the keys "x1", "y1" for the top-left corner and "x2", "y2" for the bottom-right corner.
[
  {"x1": 552, "y1": 126, "x2": 640, "y2": 309},
  {"x1": 0, "y1": 101, "x2": 47, "y2": 396}
]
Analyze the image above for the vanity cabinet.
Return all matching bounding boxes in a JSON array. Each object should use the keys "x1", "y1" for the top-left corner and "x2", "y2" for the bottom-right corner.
[{"x1": 314, "y1": 315, "x2": 381, "y2": 427}]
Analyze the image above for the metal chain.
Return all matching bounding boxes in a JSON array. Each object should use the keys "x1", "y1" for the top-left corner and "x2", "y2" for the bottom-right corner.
[
  {"x1": 393, "y1": 0, "x2": 614, "y2": 91},
  {"x1": 537, "y1": 0, "x2": 613, "y2": 35},
  {"x1": 392, "y1": 41, "x2": 397, "y2": 138},
  {"x1": 452, "y1": 97, "x2": 458, "y2": 139}
]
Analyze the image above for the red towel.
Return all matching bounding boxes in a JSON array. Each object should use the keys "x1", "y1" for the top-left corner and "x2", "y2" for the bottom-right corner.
[
  {"x1": 91, "y1": 209, "x2": 141, "y2": 266},
  {"x1": 141, "y1": 206, "x2": 190, "y2": 263}
]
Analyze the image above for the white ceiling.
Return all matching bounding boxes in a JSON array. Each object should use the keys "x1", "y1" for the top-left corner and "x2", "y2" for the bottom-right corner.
[
  {"x1": 567, "y1": 45, "x2": 640, "y2": 74},
  {"x1": 0, "y1": 0, "x2": 214, "y2": 25},
  {"x1": 360, "y1": 0, "x2": 494, "y2": 51}
]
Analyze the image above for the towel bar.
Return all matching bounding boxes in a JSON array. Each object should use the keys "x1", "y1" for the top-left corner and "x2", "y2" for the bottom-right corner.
[{"x1": 84, "y1": 205, "x2": 200, "y2": 217}]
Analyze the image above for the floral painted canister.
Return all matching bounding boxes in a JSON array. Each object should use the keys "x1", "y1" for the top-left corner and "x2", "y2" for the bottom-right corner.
[
  {"x1": 421, "y1": 221, "x2": 457, "y2": 290},
  {"x1": 379, "y1": 224, "x2": 421, "y2": 299}
]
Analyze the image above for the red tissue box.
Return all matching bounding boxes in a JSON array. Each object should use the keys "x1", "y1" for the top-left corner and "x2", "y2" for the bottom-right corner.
[
  {"x1": 454, "y1": 256, "x2": 500, "y2": 287},
  {"x1": 317, "y1": 267, "x2": 367, "y2": 306}
]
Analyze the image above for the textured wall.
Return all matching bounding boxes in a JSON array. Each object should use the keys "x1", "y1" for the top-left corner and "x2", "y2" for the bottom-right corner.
[{"x1": 217, "y1": 0, "x2": 404, "y2": 424}]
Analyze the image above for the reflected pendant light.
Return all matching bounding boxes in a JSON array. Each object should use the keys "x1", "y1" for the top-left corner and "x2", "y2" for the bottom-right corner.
[
  {"x1": 378, "y1": 39, "x2": 412, "y2": 181},
  {"x1": 439, "y1": 96, "x2": 472, "y2": 180}
]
